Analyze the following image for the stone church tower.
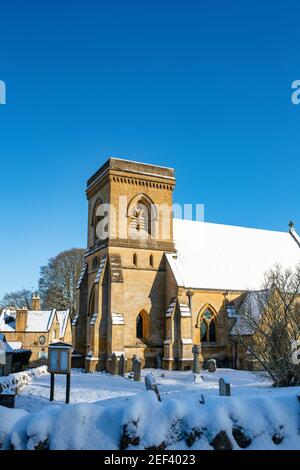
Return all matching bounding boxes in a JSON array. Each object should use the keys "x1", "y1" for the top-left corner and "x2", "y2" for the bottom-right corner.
[
  {"x1": 73, "y1": 158, "x2": 176, "y2": 371},
  {"x1": 74, "y1": 157, "x2": 300, "y2": 373}
]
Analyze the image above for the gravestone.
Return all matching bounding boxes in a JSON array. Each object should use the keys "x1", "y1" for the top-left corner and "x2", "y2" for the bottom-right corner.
[
  {"x1": 219, "y1": 377, "x2": 231, "y2": 396},
  {"x1": 192, "y1": 344, "x2": 201, "y2": 374},
  {"x1": 207, "y1": 358, "x2": 217, "y2": 373},
  {"x1": 156, "y1": 354, "x2": 162, "y2": 369},
  {"x1": 133, "y1": 357, "x2": 141, "y2": 382},
  {"x1": 145, "y1": 373, "x2": 161, "y2": 401},
  {"x1": 131, "y1": 354, "x2": 137, "y2": 372},
  {"x1": 111, "y1": 353, "x2": 118, "y2": 375},
  {"x1": 118, "y1": 354, "x2": 126, "y2": 377}
]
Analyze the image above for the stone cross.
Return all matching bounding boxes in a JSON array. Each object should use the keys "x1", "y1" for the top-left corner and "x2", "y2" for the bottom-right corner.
[
  {"x1": 156, "y1": 353, "x2": 162, "y2": 369},
  {"x1": 118, "y1": 354, "x2": 126, "y2": 377},
  {"x1": 111, "y1": 352, "x2": 118, "y2": 375},
  {"x1": 145, "y1": 373, "x2": 161, "y2": 401},
  {"x1": 207, "y1": 358, "x2": 217, "y2": 373},
  {"x1": 133, "y1": 357, "x2": 141, "y2": 382},
  {"x1": 219, "y1": 377, "x2": 231, "y2": 396},
  {"x1": 192, "y1": 344, "x2": 201, "y2": 374}
]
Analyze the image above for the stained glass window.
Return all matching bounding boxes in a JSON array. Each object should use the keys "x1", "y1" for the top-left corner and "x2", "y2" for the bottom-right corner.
[
  {"x1": 203, "y1": 309, "x2": 213, "y2": 321},
  {"x1": 209, "y1": 320, "x2": 216, "y2": 342},
  {"x1": 200, "y1": 320, "x2": 207, "y2": 340}
]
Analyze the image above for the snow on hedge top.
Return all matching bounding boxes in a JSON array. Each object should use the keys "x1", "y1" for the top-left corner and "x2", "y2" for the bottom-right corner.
[{"x1": 167, "y1": 219, "x2": 300, "y2": 291}]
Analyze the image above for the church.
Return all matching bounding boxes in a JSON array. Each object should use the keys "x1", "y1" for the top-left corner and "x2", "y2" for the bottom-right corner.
[{"x1": 73, "y1": 158, "x2": 300, "y2": 372}]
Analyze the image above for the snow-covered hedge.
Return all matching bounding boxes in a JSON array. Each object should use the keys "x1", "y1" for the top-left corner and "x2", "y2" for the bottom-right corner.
[
  {"x1": 0, "y1": 389, "x2": 300, "y2": 450},
  {"x1": 0, "y1": 366, "x2": 48, "y2": 394}
]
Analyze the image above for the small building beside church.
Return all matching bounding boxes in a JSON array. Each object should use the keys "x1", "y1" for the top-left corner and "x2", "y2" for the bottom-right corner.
[
  {"x1": 0, "y1": 332, "x2": 31, "y2": 376},
  {"x1": 73, "y1": 158, "x2": 300, "y2": 372},
  {"x1": 0, "y1": 295, "x2": 72, "y2": 366}
]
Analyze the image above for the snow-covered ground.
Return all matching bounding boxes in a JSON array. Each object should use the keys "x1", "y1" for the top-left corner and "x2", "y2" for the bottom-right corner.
[
  {"x1": 16, "y1": 368, "x2": 274, "y2": 412},
  {"x1": 1, "y1": 368, "x2": 299, "y2": 450}
]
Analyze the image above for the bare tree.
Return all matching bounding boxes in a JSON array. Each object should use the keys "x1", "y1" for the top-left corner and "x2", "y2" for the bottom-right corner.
[
  {"x1": 234, "y1": 264, "x2": 300, "y2": 387},
  {"x1": 0, "y1": 288, "x2": 34, "y2": 309},
  {"x1": 39, "y1": 248, "x2": 85, "y2": 317}
]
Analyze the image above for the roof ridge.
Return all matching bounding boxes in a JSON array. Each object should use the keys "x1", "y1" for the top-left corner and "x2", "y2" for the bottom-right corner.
[{"x1": 173, "y1": 218, "x2": 290, "y2": 235}]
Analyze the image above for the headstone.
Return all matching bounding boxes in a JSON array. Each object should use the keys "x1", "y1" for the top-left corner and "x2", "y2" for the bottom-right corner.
[
  {"x1": 118, "y1": 354, "x2": 126, "y2": 377},
  {"x1": 111, "y1": 353, "x2": 118, "y2": 375},
  {"x1": 192, "y1": 344, "x2": 201, "y2": 374},
  {"x1": 133, "y1": 357, "x2": 141, "y2": 382},
  {"x1": 131, "y1": 354, "x2": 137, "y2": 372},
  {"x1": 145, "y1": 373, "x2": 161, "y2": 401},
  {"x1": 219, "y1": 377, "x2": 231, "y2": 396},
  {"x1": 0, "y1": 392, "x2": 15, "y2": 408},
  {"x1": 156, "y1": 353, "x2": 162, "y2": 369},
  {"x1": 207, "y1": 358, "x2": 217, "y2": 373},
  {"x1": 199, "y1": 394, "x2": 205, "y2": 404}
]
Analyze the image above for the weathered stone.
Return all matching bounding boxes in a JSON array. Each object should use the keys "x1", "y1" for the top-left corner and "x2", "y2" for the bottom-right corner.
[
  {"x1": 118, "y1": 354, "x2": 126, "y2": 377},
  {"x1": 207, "y1": 359, "x2": 217, "y2": 373},
  {"x1": 210, "y1": 431, "x2": 233, "y2": 450},
  {"x1": 133, "y1": 357, "x2": 141, "y2": 382},
  {"x1": 232, "y1": 426, "x2": 251, "y2": 448},
  {"x1": 192, "y1": 344, "x2": 201, "y2": 374},
  {"x1": 219, "y1": 377, "x2": 231, "y2": 396}
]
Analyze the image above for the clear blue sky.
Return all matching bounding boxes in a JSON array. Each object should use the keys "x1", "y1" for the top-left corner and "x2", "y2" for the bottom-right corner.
[{"x1": 0, "y1": 0, "x2": 299, "y2": 298}]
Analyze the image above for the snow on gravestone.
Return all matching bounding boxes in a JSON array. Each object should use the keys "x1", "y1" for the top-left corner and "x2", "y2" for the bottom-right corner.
[
  {"x1": 144, "y1": 373, "x2": 161, "y2": 401},
  {"x1": 133, "y1": 357, "x2": 141, "y2": 382},
  {"x1": 207, "y1": 359, "x2": 217, "y2": 373},
  {"x1": 219, "y1": 377, "x2": 231, "y2": 396}
]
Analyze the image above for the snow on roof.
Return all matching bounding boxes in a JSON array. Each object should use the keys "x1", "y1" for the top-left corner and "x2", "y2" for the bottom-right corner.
[
  {"x1": 0, "y1": 307, "x2": 69, "y2": 336},
  {"x1": 56, "y1": 310, "x2": 70, "y2": 338},
  {"x1": 166, "y1": 219, "x2": 300, "y2": 291},
  {"x1": 0, "y1": 309, "x2": 16, "y2": 332},
  {"x1": 7, "y1": 341, "x2": 23, "y2": 350},
  {"x1": 25, "y1": 310, "x2": 56, "y2": 332}
]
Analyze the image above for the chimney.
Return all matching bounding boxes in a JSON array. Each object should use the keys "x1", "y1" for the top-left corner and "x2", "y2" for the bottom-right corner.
[
  {"x1": 15, "y1": 307, "x2": 28, "y2": 331},
  {"x1": 31, "y1": 294, "x2": 41, "y2": 311}
]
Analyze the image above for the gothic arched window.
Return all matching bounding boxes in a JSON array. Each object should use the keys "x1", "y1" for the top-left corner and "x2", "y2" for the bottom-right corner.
[
  {"x1": 198, "y1": 306, "x2": 217, "y2": 343},
  {"x1": 91, "y1": 199, "x2": 104, "y2": 243},
  {"x1": 200, "y1": 320, "x2": 207, "y2": 340},
  {"x1": 209, "y1": 319, "x2": 216, "y2": 342},
  {"x1": 136, "y1": 314, "x2": 143, "y2": 339},
  {"x1": 88, "y1": 286, "x2": 95, "y2": 317}
]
